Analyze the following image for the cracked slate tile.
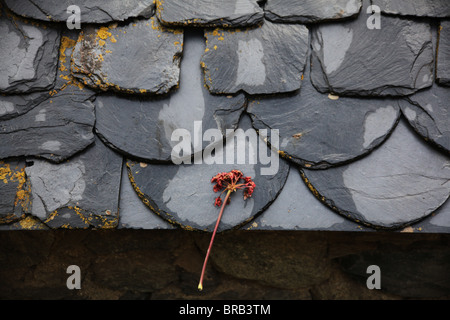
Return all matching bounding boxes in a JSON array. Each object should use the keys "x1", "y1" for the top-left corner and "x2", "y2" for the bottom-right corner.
[
  {"x1": 310, "y1": 0, "x2": 434, "y2": 97},
  {"x1": 25, "y1": 136, "x2": 123, "y2": 229},
  {"x1": 371, "y1": 0, "x2": 450, "y2": 18},
  {"x1": 301, "y1": 118, "x2": 450, "y2": 230},
  {"x1": 437, "y1": 21, "x2": 450, "y2": 86},
  {"x1": 413, "y1": 197, "x2": 450, "y2": 233},
  {"x1": 247, "y1": 54, "x2": 401, "y2": 169},
  {"x1": 264, "y1": 0, "x2": 362, "y2": 24},
  {"x1": 118, "y1": 163, "x2": 175, "y2": 230},
  {"x1": 71, "y1": 17, "x2": 183, "y2": 95},
  {"x1": 156, "y1": 0, "x2": 264, "y2": 27},
  {"x1": 0, "y1": 160, "x2": 31, "y2": 225},
  {"x1": 245, "y1": 167, "x2": 371, "y2": 231},
  {"x1": 126, "y1": 115, "x2": 290, "y2": 232},
  {"x1": 0, "y1": 30, "x2": 96, "y2": 163},
  {"x1": 95, "y1": 29, "x2": 246, "y2": 163},
  {"x1": 0, "y1": 6, "x2": 60, "y2": 94},
  {"x1": 201, "y1": 20, "x2": 309, "y2": 95},
  {"x1": 4, "y1": 0, "x2": 155, "y2": 24},
  {"x1": 400, "y1": 82, "x2": 450, "y2": 154}
]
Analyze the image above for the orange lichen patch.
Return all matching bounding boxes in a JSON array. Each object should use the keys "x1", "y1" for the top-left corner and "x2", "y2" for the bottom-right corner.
[
  {"x1": 97, "y1": 26, "x2": 112, "y2": 40},
  {"x1": 18, "y1": 216, "x2": 47, "y2": 230},
  {"x1": 0, "y1": 162, "x2": 31, "y2": 218}
]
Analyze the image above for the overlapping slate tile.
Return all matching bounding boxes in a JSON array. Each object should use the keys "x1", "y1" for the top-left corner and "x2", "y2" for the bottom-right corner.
[
  {"x1": 118, "y1": 163, "x2": 175, "y2": 230},
  {"x1": 71, "y1": 17, "x2": 183, "y2": 95},
  {"x1": 310, "y1": 0, "x2": 434, "y2": 97},
  {"x1": 201, "y1": 20, "x2": 309, "y2": 95},
  {"x1": 95, "y1": 29, "x2": 246, "y2": 162},
  {"x1": 0, "y1": 30, "x2": 96, "y2": 163},
  {"x1": 0, "y1": 160, "x2": 31, "y2": 224},
  {"x1": 25, "y1": 136, "x2": 123, "y2": 229},
  {"x1": 264, "y1": 0, "x2": 362, "y2": 24},
  {"x1": 247, "y1": 55, "x2": 401, "y2": 169},
  {"x1": 156, "y1": 0, "x2": 264, "y2": 27},
  {"x1": 301, "y1": 118, "x2": 450, "y2": 229},
  {"x1": 437, "y1": 21, "x2": 450, "y2": 86},
  {"x1": 0, "y1": 6, "x2": 60, "y2": 94},
  {"x1": 371, "y1": 0, "x2": 450, "y2": 18},
  {"x1": 400, "y1": 83, "x2": 450, "y2": 153},
  {"x1": 4, "y1": 0, "x2": 155, "y2": 24},
  {"x1": 246, "y1": 167, "x2": 371, "y2": 231},
  {"x1": 126, "y1": 115, "x2": 289, "y2": 232}
]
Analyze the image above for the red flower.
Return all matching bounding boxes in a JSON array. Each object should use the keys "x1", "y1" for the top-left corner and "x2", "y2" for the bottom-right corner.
[{"x1": 198, "y1": 170, "x2": 256, "y2": 291}]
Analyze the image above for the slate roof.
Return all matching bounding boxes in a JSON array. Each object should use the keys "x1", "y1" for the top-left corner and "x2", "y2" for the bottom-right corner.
[{"x1": 0, "y1": 0, "x2": 449, "y2": 233}]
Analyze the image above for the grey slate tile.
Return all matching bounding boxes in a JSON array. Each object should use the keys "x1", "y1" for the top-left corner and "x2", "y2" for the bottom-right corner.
[
  {"x1": 371, "y1": 0, "x2": 450, "y2": 18},
  {"x1": 245, "y1": 167, "x2": 371, "y2": 232},
  {"x1": 437, "y1": 21, "x2": 450, "y2": 86},
  {"x1": 0, "y1": 6, "x2": 60, "y2": 94},
  {"x1": 156, "y1": 0, "x2": 264, "y2": 27},
  {"x1": 25, "y1": 136, "x2": 123, "y2": 229},
  {"x1": 301, "y1": 118, "x2": 450, "y2": 230},
  {"x1": 400, "y1": 82, "x2": 450, "y2": 154},
  {"x1": 95, "y1": 29, "x2": 246, "y2": 163},
  {"x1": 3, "y1": 0, "x2": 155, "y2": 24},
  {"x1": 0, "y1": 29, "x2": 96, "y2": 163},
  {"x1": 71, "y1": 17, "x2": 183, "y2": 95},
  {"x1": 126, "y1": 115, "x2": 290, "y2": 232},
  {"x1": 118, "y1": 163, "x2": 175, "y2": 230},
  {"x1": 0, "y1": 160, "x2": 30, "y2": 225},
  {"x1": 201, "y1": 20, "x2": 309, "y2": 95},
  {"x1": 264, "y1": 0, "x2": 362, "y2": 24},
  {"x1": 310, "y1": 0, "x2": 434, "y2": 97},
  {"x1": 247, "y1": 54, "x2": 401, "y2": 169}
]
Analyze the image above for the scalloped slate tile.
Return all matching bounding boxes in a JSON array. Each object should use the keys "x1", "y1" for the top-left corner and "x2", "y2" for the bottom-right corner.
[
  {"x1": 126, "y1": 115, "x2": 289, "y2": 232},
  {"x1": 301, "y1": 118, "x2": 450, "y2": 229},
  {"x1": 437, "y1": 21, "x2": 450, "y2": 86},
  {"x1": 0, "y1": 30, "x2": 96, "y2": 163},
  {"x1": 0, "y1": 7, "x2": 60, "y2": 94},
  {"x1": 264, "y1": 0, "x2": 362, "y2": 23},
  {"x1": 71, "y1": 17, "x2": 183, "y2": 95},
  {"x1": 310, "y1": 0, "x2": 434, "y2": 97},
  {"x1": 0, "y1": 160, "x2": 31, "y2": 225},
  {"x1": 156, "y1": 0, "x2": 264, "y2": 27},
  {"x1": 247, "y1": 55, "x2": 401, "y2": 169},
  {"x1": 118, "y1": 163, "x2": 175, "y2": 230},
  {"x1": 371, "y1": 0, "x2": 450, "y2": 18},
  {"x1": 4, "y1": 0, "x2": 155, "y2": 24},
  {"x1": 25, "y1": 136, "x2": 123, "y2": 229},
  {"x1": 201, "y1": 20, "x2": 309, "y2": 95},
  {"x1": 400, "y1": 83, "x2": 450, "y2": 153},
  {"x1": 246, "y1": 167, "x2": 371, "y2": 231},
  {"x1": 95, "y1": 29, "x2": 246, "y2": 162}
]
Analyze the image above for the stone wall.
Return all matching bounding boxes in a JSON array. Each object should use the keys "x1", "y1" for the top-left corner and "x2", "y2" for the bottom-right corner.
[{"x1": 0, "y1": 230, "x2": 449, "y2": 300}]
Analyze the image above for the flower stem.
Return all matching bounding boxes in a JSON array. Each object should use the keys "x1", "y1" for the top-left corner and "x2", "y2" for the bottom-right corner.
[{"x1": 198, "y1": 189, "x2": 232, "y2": 291}]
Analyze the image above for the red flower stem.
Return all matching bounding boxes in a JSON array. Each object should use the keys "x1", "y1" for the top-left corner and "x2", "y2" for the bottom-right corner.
[{"x1": 198, "y1": 189, "x2": 232, "y2": 291}]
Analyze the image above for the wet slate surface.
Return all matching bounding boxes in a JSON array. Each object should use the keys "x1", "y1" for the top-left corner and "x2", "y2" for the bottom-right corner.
[
  {"x1": 371, "y1": 0, "x2": 450, "y2": 18},
  {"x1": 0, "y1": 29, "x2": 96, "y2": 163},
  {"x1": 201, "y1": 20, "x2": 309, "y2": 95},
  {"x1": 0, "y1": 160, "x2": 30, "y2": 224},
  {"x1": 126, "y1": 115, "x2": 290, "y2": 232},
  {"x1": 95, "y1": 29, "x2": 246, "y2": 162},
  {"x1": 437, "y1": 21, "x2": 450, "y2": 86},
  {"x1": 156, "y1": 0, "x2": 264, "y2": 27},
  {"x1": 301, "y1": 118, "x2": 450, "y2": 229},
  {"x1": 247, "y1": 55, "x2": 401, "y2": 169},
  {"x1": 4, "y1": 0, "x2": 155, "y2": 24},
  {"x1": 264, "y1": 0, "x2": 362, "y2": 24},
  {"x1": 400, "y1": 83, "x2": 450, "y2": 154},
  {"x1": 118, "y1": 163, "x2": 175, "y2": 230},
  {"x1": 71, "y1": 17, "x2": 183, "y2": 95},
  {"x1": 246, "y1": 167, "x2": 370, "y2": 232},
  {"x1": 310, "y1": 0, "x2": 434, "y2": 97},
  {"x1": 25, "y1": 136, "x2": 123, "y2": 229},
  {"x1": 0, "y1": 7, "x2": 60, "y2": 94}
]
